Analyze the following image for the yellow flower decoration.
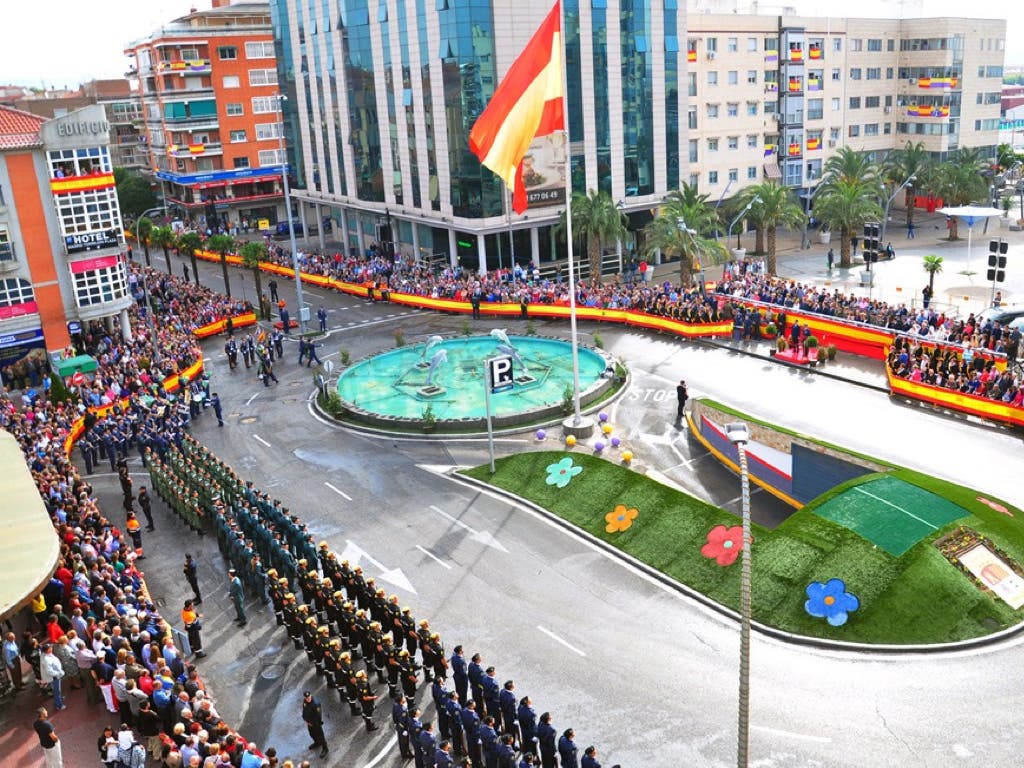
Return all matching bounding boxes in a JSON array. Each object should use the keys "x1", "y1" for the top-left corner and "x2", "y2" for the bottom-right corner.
[{"x1": 605, "y1": 504, "x2": 639, "y2": 533}]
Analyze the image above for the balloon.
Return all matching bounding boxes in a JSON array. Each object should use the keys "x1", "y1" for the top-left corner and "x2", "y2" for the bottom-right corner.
[
  {"x1": 535, "y1": 429, "x2": 546, "y2": 440},
  {"x1": 610, "y1": 437, "x2": 621, "y2": 447},
  {"x1": 601, "y1": 424, "x2": 613, "y2": 435},
  {"x1": 594, "y1": 441, "x2": 605, "y2": 452},
  {"x1": 598, "y1": 412, "x2": 609, "y2": 422},
  {"x1": 622, "y1": 450, "x2": 633, "y2": 462},
  {"x1": 565, "y1": 435, "x2": 577, "y2": 447}
]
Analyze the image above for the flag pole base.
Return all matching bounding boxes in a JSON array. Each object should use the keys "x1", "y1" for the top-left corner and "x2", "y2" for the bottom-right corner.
[{"x1": 562, "y1": 415, "x2": 596, "y2": 439}]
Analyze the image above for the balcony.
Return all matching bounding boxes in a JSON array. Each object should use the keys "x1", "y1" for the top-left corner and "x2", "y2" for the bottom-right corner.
[
  {"x1": 156, "y1": 59, "x2": 212, "y2": 75},
  {"x1": 168, "y1": 142, "x2": 223, "y2": 159}
]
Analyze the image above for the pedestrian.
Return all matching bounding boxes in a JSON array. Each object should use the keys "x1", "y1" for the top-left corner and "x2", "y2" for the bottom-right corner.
[
  {"x1": 280, "y1": 307, "x2": 291, "y2": 334},
  {"x1": 317, "y1": 306, "x2": 328, "y2": 333},
  {"x1": 558, "y1": 729, "x2": 578, "y2": 768},
  {"x1": 269, "y1": 279, "x2": 279, "y2": 303},
  {"x1": 907, "y1": 221, "x2": 916, "y2": 239},
  {"x1": 183, "y1": 264, "x2": 190, "y2": 282},
  {"x1": 306, "y1": 340, "x2": 322, "y2": 368},
  {"x1": 228, "y1": 569, "x2": 247, "y2": 626},
  {"x1": 138, "y1": 487, "x2": 154, "y2": 531},
  {"x1": 3, "y1": 631, "x2": 24, "y2": 690},
  {"x1": 258, "y1": 357, "x2": 278, "y2": 387},
  {"x1": 826, "y1": 248, "x2": 834, "y2": 270},
  {"x1": 126, "y1": 513, "x2": 144, "y2": 558},
  {"x1": 210, "y1": 393, "x2": 223, "y2": 426},
  {"x1": 450, "y1": 645, "x2": 469, "y2": 705},
  {"x1": 182, "y1": 600, "x2": 206, "y2": 659},
  {"x1": 850, "y1": 235, "x2": 858, "y2": 256},
  {"x1": 536, "y1": 713, "x2": 556, "y2": 768},
  {"x1": 676, "y1": 379, "x2": 688, "y2": 421},
  {"x1": 99, "y1": 725, "x2": 119, "y2": 768},
  {"x1": 183, "y1": 554, "x2": 202, "y2": 604},
  {"x1": 921, "y1": 284, "x2": 933, "y2": 309},
  {"x1": 302, "y1": 691, "x2": 329, "y2": 757},
  {"x1": 35, "y1": 707, "x2": 63, "y2": 768},
  {"x1": 40, "y1": 643, "x2": 66, "y2": 711}
]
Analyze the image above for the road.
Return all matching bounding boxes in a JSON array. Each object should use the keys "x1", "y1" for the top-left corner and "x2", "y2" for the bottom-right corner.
[{"x1": 133, "y1": 250, "x2": 1024, "y2": 767}]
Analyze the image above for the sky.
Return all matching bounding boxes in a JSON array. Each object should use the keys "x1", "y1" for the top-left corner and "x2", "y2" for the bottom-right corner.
[{"x1": 0, "y1": 0, "x2": 1021, "y2": 90}]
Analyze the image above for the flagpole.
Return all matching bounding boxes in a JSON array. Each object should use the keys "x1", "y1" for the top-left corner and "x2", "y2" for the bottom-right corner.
[{"x1": 558, "y1": 0, "x2": 583, "y2": 427}]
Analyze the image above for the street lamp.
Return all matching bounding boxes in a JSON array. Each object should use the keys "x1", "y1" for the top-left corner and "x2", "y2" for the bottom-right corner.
[
  {"x1": 725, "y1": 421, "x2": 753, "y2": 768},
  {"x1": 728, "y1": 196, "x2": 761, "y2": 250},
  {"x1": 880, "y1": 174, "x2": 915, "y2": 245},
  {"x1": 677, "y1": 217, "x2": 699, "y2": 288},
  {"x1": 800, "y1": 172, "x2": 824, "y2": 250},
  {"x1": 276, "y1": 94, "x2": 307, "y2": 333}
]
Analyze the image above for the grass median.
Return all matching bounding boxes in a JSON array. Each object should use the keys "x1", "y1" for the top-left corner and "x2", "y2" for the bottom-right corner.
[{"x1": 462, "y1": 451, "x2": 1024, "y2": 645}]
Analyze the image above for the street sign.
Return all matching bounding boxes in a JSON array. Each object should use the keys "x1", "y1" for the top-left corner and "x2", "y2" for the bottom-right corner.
[
  {"x1": 323, "y1": 359, "x2": 335, "y2": 375},
  {"x1": 488, "y1": 355, "x2": 514, "y2": 393}
]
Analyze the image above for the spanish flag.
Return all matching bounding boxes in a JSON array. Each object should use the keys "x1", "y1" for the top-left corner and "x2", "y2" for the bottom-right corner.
[{"x1": 469, "y1": 1, "x2": 564, "y2": 214}]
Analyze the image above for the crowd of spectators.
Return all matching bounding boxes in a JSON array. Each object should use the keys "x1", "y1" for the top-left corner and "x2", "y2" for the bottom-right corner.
[{"x1": 887, "y1": 335, "x2": 1023, "y2": 405}]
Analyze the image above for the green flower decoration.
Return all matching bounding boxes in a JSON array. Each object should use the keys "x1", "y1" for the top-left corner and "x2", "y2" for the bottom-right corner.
[{"x1": 545, "y1": 456, "x2": 582, "y2": 488}]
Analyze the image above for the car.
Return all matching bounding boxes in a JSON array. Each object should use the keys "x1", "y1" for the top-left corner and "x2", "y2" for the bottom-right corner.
[
  {"x1": 977, "y1": 305, "x2": 1024, "y2": 327},
  {"x1": 274, "y1": 220, "x2": 304, "y2": 237}
]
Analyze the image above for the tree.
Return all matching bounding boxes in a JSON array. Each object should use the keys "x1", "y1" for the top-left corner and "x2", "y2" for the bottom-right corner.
[
  {"x1": 814, "y1": 178, "x2": 884, "y2": 268},
  {"x1": 933, "y1": 148, "x2": 989, "y2": 240},
  {"x1": 823, "y1": 146, "x2": 880, "y2": 187},
  {"x1": 150, "y1": 225, "x2": 176, "y2": 274},
  {"x1": 740, "y1": 182, "x2": 806, "y2": 276},
  {"x1": 561, "y1": 189, "x2": 627, "y2": 283},
  {"x1": 995, "y1": 143, "x2": 1022, "y2": 176},
  {"x1": 176, "y1": 232, "x2": 203, "y2": 287},
  {"x1": 643, "y1": 185, "x2": 727, "y2": 284},
  {"x1": 239, "y1": 240, "x2": 267, "y2": 314},
  {"x1": 206, "y1": 233, "x2": 237, "y2": 297},
  {"x1": 922, "y1": 254, "x2": 943, "y2": 293},
  {"x1": 114, "y1": 169, "x2": 158, "y2": 219},
  {"x1": 885, "y1": 141, "x2": 932, "y2": 228},
  {"x1": 135, "y1": 217, "x2": 153, "y2": 267}
]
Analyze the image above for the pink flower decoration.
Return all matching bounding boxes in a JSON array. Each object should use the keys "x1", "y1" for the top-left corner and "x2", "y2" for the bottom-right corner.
[{"x1": 700, "y1": 525, "x2": 749, "y2": 566}]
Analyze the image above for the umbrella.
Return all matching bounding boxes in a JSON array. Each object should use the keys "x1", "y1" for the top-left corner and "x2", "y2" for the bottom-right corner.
[
  {"x1": 56, "y1": 354, "x2": 97, "y2": 378},
  {"x1": 936, "y1": 206, "x2": 1004, "y2": 274}
]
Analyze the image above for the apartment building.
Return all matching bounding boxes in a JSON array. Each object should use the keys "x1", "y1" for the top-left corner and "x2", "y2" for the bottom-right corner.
[
  {"x1": 686, "y1": 14, "x2": 1006, "y2": 202},
  {"x1": 125, "y1": 0, "x2": 286, "y2": 231},
  {"x1": 0, "y1": 104, "x2": 134, "y2": 385}
]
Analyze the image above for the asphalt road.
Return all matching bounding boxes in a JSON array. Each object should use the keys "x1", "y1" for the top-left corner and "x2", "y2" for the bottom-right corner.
[{"x1": 128, "y1": 251, "x2": 1024, "y2": 768}]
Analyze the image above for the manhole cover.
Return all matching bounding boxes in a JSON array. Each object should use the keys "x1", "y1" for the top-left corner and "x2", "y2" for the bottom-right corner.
[
  {"x1": 260, "y1": 663, "x2": 286, "y2": 681},
  {"x1": 228, "y1": 412, "x2": 241, "y2": 418},
  {"x1": 240, "y1": 416, "x2": 258, "y2": 424}
]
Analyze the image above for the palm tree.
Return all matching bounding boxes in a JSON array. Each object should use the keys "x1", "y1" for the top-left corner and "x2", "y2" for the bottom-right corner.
[
  {"x1": 206, "y1": 233, "x2": 237, "y2": 297},
  {"x1": 562, "y1": 189, "x2": 627, "y2": 283},
  {"x1": 885, "y1": 141, "x2": 932, "y2": 229},
  {"x1": 995, "y1": 143, "x2": 1022, "y2": 176},
  {"x1": 150, "y1": 226, "x2": 176, "y2": 274},
  {"x1": 933, "y1": 148, "x2": 989, "y2": 240},
  {"x1": 814, "y1": 178, "x2": 884, "y2": 268},
  {"x1": 239, "y1": 240, "x2": 267, "y2": 315},
  {"x1": 642, "y1": 188, "x2": 728, "y2": 285},
  {"x1": 738, "y1": 182, "x2": 806, "y2": 275},
  {"x1": 823, "y1": 146, "x2": 880, "y2": 186},
  {"x1": 135, "y1": 217, "x2": 153, "y2": 267},
  {"x1": 922, "y1": 254, "x2": 943, "y2": 293},
  {"x1": 176, "y1": 231, "x2": 203, "y2": 287}
]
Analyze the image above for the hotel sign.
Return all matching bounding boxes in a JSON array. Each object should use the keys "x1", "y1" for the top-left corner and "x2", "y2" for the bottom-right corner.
[{"x1": 65, "y1": 229, "x2": 120, "y2": 254}]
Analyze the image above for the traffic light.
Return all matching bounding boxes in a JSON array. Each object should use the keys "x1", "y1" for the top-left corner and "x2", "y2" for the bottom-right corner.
[
  {"x1": 863, "y1": 223, "x2": 880, "y2": 265},
  {"x1": 987, "y1": 239, "x2": 1007, "y2": 283}
]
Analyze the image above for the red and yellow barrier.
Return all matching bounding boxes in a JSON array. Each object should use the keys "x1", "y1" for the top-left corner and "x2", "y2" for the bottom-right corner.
[
  {"x1": 886, "y1": 364, "x2": 1024, "y2": 428},
  {"x1": 193, "y1": 312, "x2": 257, "y2": 339}
]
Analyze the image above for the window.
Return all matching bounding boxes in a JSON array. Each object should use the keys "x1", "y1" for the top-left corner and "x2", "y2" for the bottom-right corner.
[
  {"x1": 728, "y1": 70, "x2": 738, "y2": 85},
  {"x1": 252, "y1": 96, "x2": 276, "y2": 114},
  {"x1": 217, "y1": 46, "x2": 237, "y2": 60},
  {"x1": 807, "y1": 98, "x2": 823, "y2": 120},
  {"x1": 885, "y1": 95, "x2": 893, "y2": 107},
  {"x1": 850, "y1": 39, "x2": 862, "y2": 52},
  {"x1": 245, "y1": 41, "x2": 275, "y2": 59},
  {"x1": 864, "y1": 123, "x2": 879, "y2": 136},
  {"x1": 865, "y1": 96, "x2": 880, "y2": 108},
  {"x1": 233, "y1": 157, "x2": 251, "y2": 169},
  {"x1": 831, "y1": 68, "x2": 841, "y2": 81},
  {"x1": 833, "y1": 38, "x2": 842, "y2": 52},
  {"x1": 764, "y1": 99, "x2": 776, "y2": 114},
  {"x1": 832, "y1": 98, "x2": 841, "y2": 111},
  {"x1": 830, "y1": 127, "x2": 840, "y2": 142},
  {"x1": 866, "y1": 68, "x2": 881, "y2": 80},
  {"x1": 226, "y1": 103, "x2": 244, "y2": 116},
  {"x1": 748, "y1": 166, "x2": 758, "y2": 180},
  {"x1": 255, "y1": 123, "x2": 283, "y2": 141},
  {"x1": 849, "y1": 97, "x2": 861, "y2": 109},
  {"x1": 688, "y1": 72, "x2": 697, "y2": 97},
  {"x1": 728, "y1": 168, "x2": 738, "y2": 182},
  {"x1": 746, "y1": 101, "x2": 758, "y2": 116},
  {"x1": 258, "y1": 148, "x2": 286, "y2": 166},
  {"x1": 687, "y1": 106, "x2": 697, "y2": 130},
  {"x1": 689, "y1": 173, "x2": 700, "y2": 188},
  {"x1": 707, "y1": 104, "x2": 719, "y2": 118},
  {"x1": 884, "y1": 122, "x2": 892, "y2": 135},
  {"x1": 886, "y1": 67, "x2": 894, "y2": 79},
  {"x1": 708, "y1": 138, "x2": 719, "y2": 151},
  {"x1": 887, "y1": 39, "x2": 895, "y2": 51},
  {"x1": 707, "y1": 71, "x2": 718, "y2": 86},
  {"x1": 0, "y1": 228, "x2": 15, "y2": 265},
  {"x1": 747, "y1": 134, "x2": 758, "y2": 148},
  {"x1": 727, "y1": 102, "x2": 739, "y2": 118},
  {"x1": 848, "y1": 125, "x2": 860, "y2": 137},
  {"x1": 708, "y1": 170, "x2": 719, "y2": 185},
  {"x1": 248, "y1": 69, "x2": 278, "y2": 86},
  {"x1": 230, "y1": 130, "x2": 247, "y2": 143},
  {"x1": 689, "y1": 140, "x2": 699, "y2": 162},
  {"x1": 850, "y1": 68, "x2": 862, "y2": 80},
  {"x1": 747, "y1": 37, "x2": 758, "y2": 52},
  {"x1": 728, "y1": 136, "x2": 739, "y2": 150},
  {"x1": 747, "y1": 70, "x2": 758, "y2": 84},
  {"x1": 727, "y1": 37, "x2": 738, "y2": 52},
  {"x1": 71, "y1": 259, "x2": 129, "y2": 308},
  {"x1": 0, "y1": 278, "x2": 35, "y2": 308},
  {"x1": 706, "y1": 37, "x2": 717, "y2": 52},
  {"x1": 867, "y1": 39, "x2": 882, "y2": 51},
  {"x1": 223, "y1": 75, "x2": 240, "y2": 88}
]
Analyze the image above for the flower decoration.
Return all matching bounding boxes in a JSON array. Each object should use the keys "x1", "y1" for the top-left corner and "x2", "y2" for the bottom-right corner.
[
  {"x1": 700, "y1": 525, "x2": 747, "y2": 566},
  {"x1": 605, "y1": 505, "x2": 638, "y2": 533},
  {"x1": 565, "y1": 435, "x2": 577, "y2": 447},
  {"x1": 610, "y1": 437, "x2": 621, "y2": 448},
  {"x1": 535, "y1": 429, "x2": 546, "y2": 441},
  {"x1": 545, "y1": 457, "x2": 582, "y2": 488},
  {"x1": 804, "y1": 578, "x2": 859, "y2": 626},
  {"x1": 594, "y1": 441, "x2": 605, "y2": 452},
  {"x1": 601, "y1": 423, "x2": 613, "y2": 436},
  {"x1": 621, "y1": 450, "x2": 633, "y2": 463},
  {"x1": 598, "y1": 412, "x2": 609, "y2": 422}
]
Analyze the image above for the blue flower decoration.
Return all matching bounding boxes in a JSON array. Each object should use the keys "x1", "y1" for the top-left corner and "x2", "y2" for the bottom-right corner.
[
  {"x1": 545, "y1": 457, "x2": 582, "y2": 488},
  {"x1": 804, "y1": 578, "x2": 859, "y2": 627}
]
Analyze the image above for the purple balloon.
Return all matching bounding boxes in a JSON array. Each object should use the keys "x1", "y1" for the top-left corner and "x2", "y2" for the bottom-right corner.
[
  {"x1": 598, "y1": 412, "x2": 609, "y2": 422},
  {"x1": 594, "y1": 441, "x2": 605, "y2": 451},
  {"x1": 610, "y1": 437, "x2": 621, "y2": 447},
  {"x1": 535, "y1": 429, "x2": 546, "y2": 440}
]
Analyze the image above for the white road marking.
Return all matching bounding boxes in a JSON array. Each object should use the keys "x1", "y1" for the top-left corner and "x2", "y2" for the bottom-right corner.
[
  {"x1": 429, "y1": 505, "x2": 508, "y2": 552},
  {"x1": 415, "y1": 545, "x2": 452, "y2": 570},
  {"x1": 324, "y1": 481, "x2": 352, "y2": 501},
  {"x1": 252, "y1": 434, "x2": 271, "y2": 447},
  {"x1": 536, "y1": 625, "x2": 586, "y2": 657},
  {"x1": 751, "y1": 725, "x2": 831, "y2": 744},
  {"x1": 245, "y1": 393, "x2": 260, "y2": 405},
  {"x1": 952, "y1": 744, "x2": 974, "y2": 758},
  {"x1": 853, "y1": 486, "x2": 938, "y2": 530},
  {"x1": 361, "y1": 735, "x2": 398, "y2": 768}
]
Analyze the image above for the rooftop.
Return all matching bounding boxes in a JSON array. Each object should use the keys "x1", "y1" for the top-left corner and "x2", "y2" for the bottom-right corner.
[{"x1": 0, "y1": 105, "x2": 46, "y2": 150}]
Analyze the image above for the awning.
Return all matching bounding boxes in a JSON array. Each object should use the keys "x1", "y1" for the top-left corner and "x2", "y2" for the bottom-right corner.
[
  {"x1": 56, "y1": 354, "x2": 98, "y2": 377},
  {"x1": 764, "y1": 163, "x2": 783, "y2": 180}
]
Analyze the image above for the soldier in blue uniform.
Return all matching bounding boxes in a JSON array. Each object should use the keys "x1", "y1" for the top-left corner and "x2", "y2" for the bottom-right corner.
[
  {"x1": 431, "y1": 677, "x2": 451, "y2": 739},
  {"x1": 517, "y1": 696, "x2": 537, "y2": 756},
  {"x1": 460, "y1": 701, "x2": 481, "y2": 766},
  {"x1": 536, "y1": 712, "x2": 557, "y2": 768},
  {"x1": 418, "y1": 722, "x2": 437, "y2": 768},
  {"x1": 450, "y1": 645, "x2": 469, "y2": 704},
  {"x1": 499, "y1": 681, "x2": 517, "y2": 740},
  {"x1": 392, "y1": 695, "x2": 414, "y2": 759},
  {"x1": 580, "y1": 745, "x2": 601, "y2": 768},
  {"x1": 496, "y1": 734, "x2": 516, "y2": 768},
  {"x1": 478, "y1": 716, "x2": 499, "y2": 768},
  {"x1": 468, "y1": 654, "x2": 485, "y2": 712},
  {"x1": 445, "y1": 692, "x2": 465, "y2": 756},
  {"x1": 481, "y1": 667, "x2": 501, "y2": 725},
  {"x1": 557, "y1": 728, "x2": 578, "y2": 768}
]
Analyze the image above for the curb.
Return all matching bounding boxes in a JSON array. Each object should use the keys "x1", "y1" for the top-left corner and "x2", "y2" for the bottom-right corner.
[{"x1": 451, "y1": 471, "x2": 1024, "y2": 655}]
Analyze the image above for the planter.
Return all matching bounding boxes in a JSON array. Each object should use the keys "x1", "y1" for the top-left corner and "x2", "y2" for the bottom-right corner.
[
  {"x1": 859, "y1": 270, "x2": 874, "y2": 286},
  {"x1": 999, "y1": 217, "x2": 1011, "y2": 230},
  {"x1": 818, "y1": 230, "x2": 832, "y2": 244},
  {"x1": 731, "y1": 247, "x2": 747, "y2": 260}
]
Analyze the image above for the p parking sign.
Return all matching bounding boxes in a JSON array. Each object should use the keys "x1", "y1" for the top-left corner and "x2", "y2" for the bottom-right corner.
[{"x1": 488, "y1": 355, "x2": 514, "y2": 393}]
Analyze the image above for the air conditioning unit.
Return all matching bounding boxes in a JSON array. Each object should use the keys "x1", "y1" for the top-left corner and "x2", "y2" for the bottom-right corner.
[
  {"x1": 828, "y1": 139, "x2": 837, "y2": 147},
  {"x1": 707, "y1": 51, "x2": 716, "y2": 60}
]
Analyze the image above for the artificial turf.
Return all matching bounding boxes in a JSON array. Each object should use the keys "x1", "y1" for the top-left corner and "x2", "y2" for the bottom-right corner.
[{"x1": 462, "y1": 451, "x2": 1024, "y2": 644}]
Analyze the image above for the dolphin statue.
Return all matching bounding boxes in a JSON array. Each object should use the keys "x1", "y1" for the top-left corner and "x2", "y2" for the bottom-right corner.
[
  {"x1": 426, "y1": 349, "x2": 448, "y2": 385},
  {"x1": 489, "y1": 328, "x2": 512, "y2": 348},
  {"x1": 496, "y1": 343, "x2": 528, "y2": 373},
  {"x1": 422, "y1": 334, "x2": 444, "y2": 359}
]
